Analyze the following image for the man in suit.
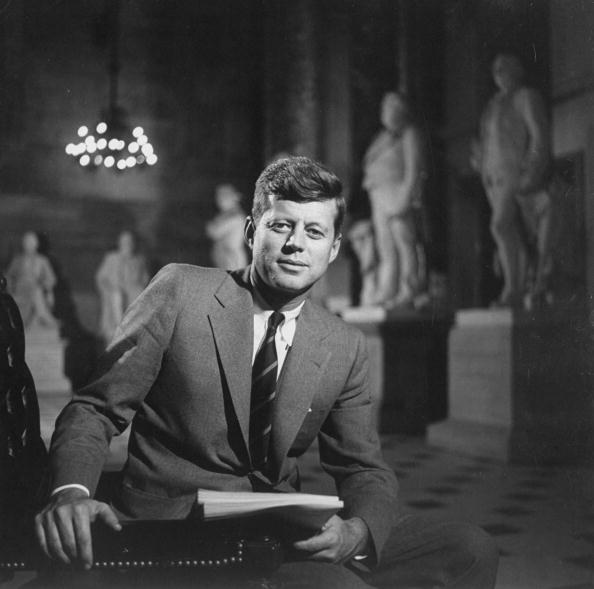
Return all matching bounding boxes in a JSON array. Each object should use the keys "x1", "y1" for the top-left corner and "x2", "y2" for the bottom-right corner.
[{"x1": 36, "y1": 157, "x2": 497, "y2": 587}]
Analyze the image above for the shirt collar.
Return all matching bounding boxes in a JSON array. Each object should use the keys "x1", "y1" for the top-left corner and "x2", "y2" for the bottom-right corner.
[
  {"x1": 250, "y1": 275, "x2": 306, "y2": 319},
  {"x1": 251, "y1": 282, "x2": 304, "y2": 349}
]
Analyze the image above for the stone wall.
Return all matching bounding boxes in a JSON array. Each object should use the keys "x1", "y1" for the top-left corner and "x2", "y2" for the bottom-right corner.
[{"x1": 0, "y1": 0, "x2": 264, "y2": 299}]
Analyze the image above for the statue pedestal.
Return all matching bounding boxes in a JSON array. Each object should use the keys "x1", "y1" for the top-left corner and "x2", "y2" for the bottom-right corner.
[
  {"x1": 428, "y1": 307, "x2": 594, "y2": 465},
  {"x1": 343, "y1": 306, "x2": 452, "y2": 435},
  {"x1": 24, "y1": 326, "x2": 70, "y2": 393}
]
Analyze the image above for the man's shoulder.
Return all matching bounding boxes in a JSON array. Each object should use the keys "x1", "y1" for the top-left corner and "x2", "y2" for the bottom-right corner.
[
  {"x1": 155, "y1": 263, "x2": 227, "y2": 281},
  {"x1": 305, "y1": 300, "x2": 365, "y2": 343},
  {"x1": 152, "y1": 263, "x2": 232, "y2": 293}
]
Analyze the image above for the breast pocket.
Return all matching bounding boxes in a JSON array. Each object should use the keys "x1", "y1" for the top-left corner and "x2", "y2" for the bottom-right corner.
[{"x1": 288, "y1": 408, "x2": 329, "y2": 457}]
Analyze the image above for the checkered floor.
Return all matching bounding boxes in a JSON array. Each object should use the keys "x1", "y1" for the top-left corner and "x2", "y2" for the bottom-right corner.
[
  {"x1": 299, "y1": 435, "x2": 594, "y2": 589},
  {"x1": 24, "y1": 391, "x2": 594, "y2": 588}
]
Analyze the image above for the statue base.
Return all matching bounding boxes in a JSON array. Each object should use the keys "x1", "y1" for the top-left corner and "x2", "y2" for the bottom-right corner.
[
  {"x1": 342, "y1": 306, "x2": 452, "y2": 435},
  {"x1": 428, "y1": 307, "x2": 594, "y2": 465},
  {"x1": 24, "y1": 325, "x2": 71, "y2": 393}
]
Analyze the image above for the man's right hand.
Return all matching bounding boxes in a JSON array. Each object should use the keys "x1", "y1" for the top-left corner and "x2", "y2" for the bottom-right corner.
[{"x1": 34, "y1": 488, "x2": 121, "y2": 570}]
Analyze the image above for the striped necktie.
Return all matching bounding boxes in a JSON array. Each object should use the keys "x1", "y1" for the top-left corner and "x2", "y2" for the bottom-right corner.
[{"x1": 249, "y1": 311, "x2": 284, "y2": 471}]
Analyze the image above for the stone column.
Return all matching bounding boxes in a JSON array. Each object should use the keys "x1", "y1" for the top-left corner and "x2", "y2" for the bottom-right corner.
[
  {"x1": 0, "y1": 1, "x2": 25, "y2": 159},
  {"x1": 262, "y1": 0, "x2": 321, "y2": 161}
]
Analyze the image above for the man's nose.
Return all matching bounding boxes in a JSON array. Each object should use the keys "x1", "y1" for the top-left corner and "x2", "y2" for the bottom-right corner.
[{"x1": 285, "y1": 227, "x2": 306, "y2": 251}]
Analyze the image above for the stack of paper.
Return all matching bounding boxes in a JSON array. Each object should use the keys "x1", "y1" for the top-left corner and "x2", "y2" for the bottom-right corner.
[{"x1": 197, "y1": 490, "x2": 344, "y2": 530}]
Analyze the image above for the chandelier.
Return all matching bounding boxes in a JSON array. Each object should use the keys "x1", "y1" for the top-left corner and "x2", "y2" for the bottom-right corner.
[{"x1": 65, "y1": 0, "x2": 157, "y2": 171}]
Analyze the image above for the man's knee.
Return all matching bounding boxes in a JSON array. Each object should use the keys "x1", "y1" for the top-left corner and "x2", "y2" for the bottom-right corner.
[
  {"x1": 271, "y1": 561, "x2": 373, "y2": 589},
  {"x1": 442, "y1": 523, "x2": 499, "y2": 586}
]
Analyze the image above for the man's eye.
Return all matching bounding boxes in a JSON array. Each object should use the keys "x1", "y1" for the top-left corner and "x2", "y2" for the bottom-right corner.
[
  {"x1": 307, "y1": 228, "x2": 325, "y2": 239},
  {"x1": 270, "y1": 222, "x2": 291, "y2": 232}
]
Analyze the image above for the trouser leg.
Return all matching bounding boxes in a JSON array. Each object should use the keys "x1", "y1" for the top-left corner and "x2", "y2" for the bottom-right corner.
[{"x1": 366, "y1": 514, "x2": 499, "y2": 589}]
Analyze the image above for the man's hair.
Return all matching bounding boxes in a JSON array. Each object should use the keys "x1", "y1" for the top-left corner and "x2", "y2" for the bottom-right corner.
[{"x1": 252, "y1": 156, "x2": 345, "y2": 236}]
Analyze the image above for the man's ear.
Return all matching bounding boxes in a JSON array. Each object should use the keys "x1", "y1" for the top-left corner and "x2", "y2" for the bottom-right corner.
[
  {"x1": 244, "y1": 216, "x2": 255, "y2": 249},
  {"x1": 329, "y1": 234, "x2": 342, "y2": 264}
]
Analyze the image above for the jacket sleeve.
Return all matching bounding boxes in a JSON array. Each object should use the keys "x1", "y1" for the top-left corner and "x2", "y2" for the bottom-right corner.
[
  {"x1": 317, "y1": 329, "x2": 398, "y2": 565},
  {"x1": 49, "y1": 264, "x2": 183, "y2": 496}
]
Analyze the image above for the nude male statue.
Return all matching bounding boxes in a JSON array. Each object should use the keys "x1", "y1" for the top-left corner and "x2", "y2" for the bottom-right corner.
[
  {"x1": 362, "y1": 92, "x2": 426, "y2": 308},
  {"x1": 472, "y1": 53, "x2": 553, "y2": 307}
]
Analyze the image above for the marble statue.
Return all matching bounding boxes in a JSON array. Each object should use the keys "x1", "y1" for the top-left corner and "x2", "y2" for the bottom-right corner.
[
  {"x1": 96, "y1": 231, "x2": 149, "y2": 343},
  {"x1": 362, "y1": 91, "x2": 427, "y2": 308},
  {"x1": 472, "y1": 53, "x2": 553, "y2": 308},
  {"x1": 206, "y1": 183, "x2": 249, "y2": 270},
  {"x1": 5, "y1": 231, "x2": 57, "y2": 328}
]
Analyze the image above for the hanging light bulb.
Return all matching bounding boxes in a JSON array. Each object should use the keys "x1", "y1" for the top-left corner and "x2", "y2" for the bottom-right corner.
[{"x1": 64, "y1": 0, "x2": 157, "y2": 172}]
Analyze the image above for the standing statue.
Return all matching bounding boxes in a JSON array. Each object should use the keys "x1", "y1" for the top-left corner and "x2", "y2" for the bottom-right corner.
[
  {"x1": 362, "y1": 91, "x2": 426, "y2": 308},
  {"x1": 96, "y1": 230, "x2": 149, "y2": 343},
  {"x1": 206, "y1": 183, "x2": 249, "y2": 270},
  {"x1": 472, "y1": 53, "x2": 553, "y2": 308},
  {"x1": 5, "y1": 231, "x2": 57, "y2": 328}
]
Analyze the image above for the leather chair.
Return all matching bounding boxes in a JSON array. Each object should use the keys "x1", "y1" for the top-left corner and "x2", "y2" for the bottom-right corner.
[{"x1": 0, "y1": 273, "x2": 48, "y2": 582}]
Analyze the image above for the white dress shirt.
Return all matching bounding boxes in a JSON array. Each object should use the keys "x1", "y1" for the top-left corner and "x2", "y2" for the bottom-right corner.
[{"x1": 252, "y1": 298, "x2": 304, "y2": 378}]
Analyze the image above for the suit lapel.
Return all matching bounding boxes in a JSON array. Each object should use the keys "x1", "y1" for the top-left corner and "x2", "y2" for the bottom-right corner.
[
  {"x1": 270, "y1": 301, "x2": 331, "y2": 478},
  {"x1": 208, "y1": 268, "x2": 253, "y2": 452}
]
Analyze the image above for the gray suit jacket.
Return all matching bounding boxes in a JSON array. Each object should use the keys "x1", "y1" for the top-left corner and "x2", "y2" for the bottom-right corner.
[{"x1": 50, "y1": 264, "x2": 397, "y2": 560}]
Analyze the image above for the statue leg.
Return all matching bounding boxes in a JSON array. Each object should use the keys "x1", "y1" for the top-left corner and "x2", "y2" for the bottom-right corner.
[
  {"x1": 32, "y1": 289, "x2": 57, "y2": 327},
  {"x1": 385, "y1": 213, "x2": 418, "y2": 307},
  {"x1": 100, "y1": 291, "x2": 124, "y2": 343},
  {"x1": 486, "y1": 179, "x2": 525, "y2": 305},
  {"x1": 370, "y1": 207, "x2": 399, "y2": 305},
  {"x1": 518, "y1": 189, "x2": 554, "y2": 301}
]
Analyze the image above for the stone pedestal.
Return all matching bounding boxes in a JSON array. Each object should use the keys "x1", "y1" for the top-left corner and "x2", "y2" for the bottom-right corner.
[
  {"x1": 344, "y1": 307, "x2": 451, "y2": 435},
  {"x1": 428, "y1": 307, "x2": 594, "y2": 465},
  {"x1": 24, "y1": 325, "x2": 70, "y2": 393}
]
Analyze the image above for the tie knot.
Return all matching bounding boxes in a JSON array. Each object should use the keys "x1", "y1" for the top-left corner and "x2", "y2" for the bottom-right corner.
[{"x1": 267, "y1": 311, "x2": 284, "y2": 334}]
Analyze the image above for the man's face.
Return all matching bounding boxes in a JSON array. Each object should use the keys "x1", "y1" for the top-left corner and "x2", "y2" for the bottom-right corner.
[{"x1": 247, "y1": 197, "x2": 341, "y2": 297}]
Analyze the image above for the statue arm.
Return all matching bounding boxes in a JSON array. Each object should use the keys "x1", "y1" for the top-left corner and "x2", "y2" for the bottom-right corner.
[
  {"x1": 5, "y1": 257, "x2": 20, "y2": 290},
  {"x1": 39, "y1": 257, "x2": 57, "y2": 290},
  {"x1": 138, "y1": 256, "x2": 150, "y2": 288},
  {"x1": 207, "y1": 214, "x2": 244, "y2": 240},
  {"x1": 95, "y1": 254, "x2": 116, "y2": 294},
  {"x1": 471, "y1": 101, "x2": 492, "y2": 174},
  {"x1": 519, "y1": 88, "x2": 550, "y2": 191},
  {"x1": 399, "y1": 126, "x2": 424, "y2": 209},
  {"x1": 362, "y1": 132, "x2": 386, "y2": 190}
]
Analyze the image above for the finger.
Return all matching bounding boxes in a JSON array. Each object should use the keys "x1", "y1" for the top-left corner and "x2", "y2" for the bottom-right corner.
[
  {"x1": 54, "y1": 510, "x2": 79, "y2": 562},
  {"x1": 43, "y1": 513, "x2": 71, "y2": 564},
  {"x1": 95, "y1": 503, "x2": 121, "y2": 531},
  {"x1": 34, "y1": 514, "x2": 50, "y2": 560},
  {"x1": 73, "y1": 507, "x2": 94, "y2": 570},
  {"x1": 294, "y1": 529, "x2": 335, "y2": 553},
  {"x1": 304, "y1": 548, "x2": 338, "y2": 563}
]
